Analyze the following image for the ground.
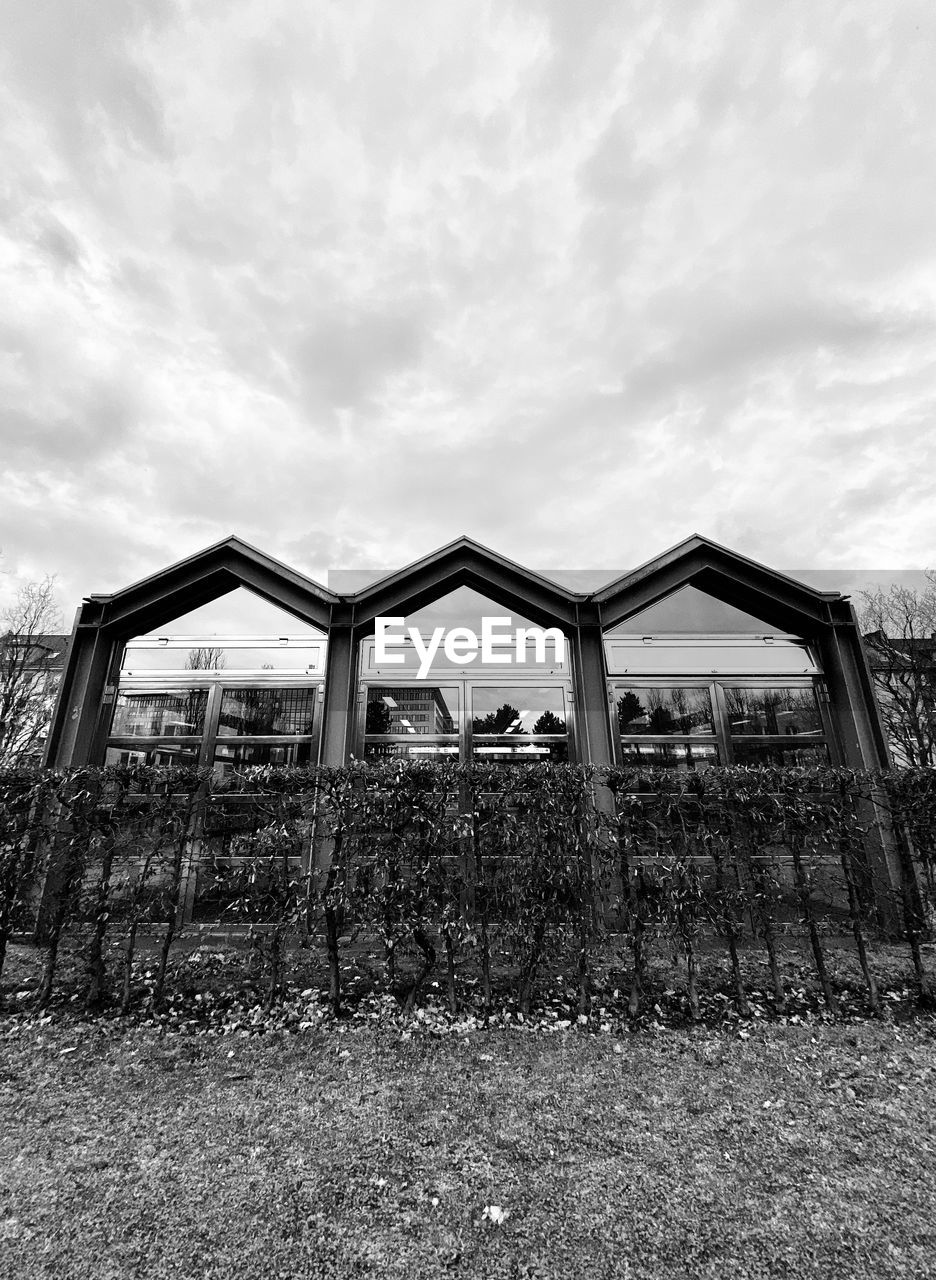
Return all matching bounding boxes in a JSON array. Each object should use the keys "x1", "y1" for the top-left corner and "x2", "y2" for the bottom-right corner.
[{"x1": 2, "y1": 1014, "x2": 935, "y2": 1279}]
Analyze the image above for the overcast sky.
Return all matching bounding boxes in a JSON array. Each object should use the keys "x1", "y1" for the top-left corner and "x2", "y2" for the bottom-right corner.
[{"x1": 1, "y1": 0, "x2": 934, "y2": 626}]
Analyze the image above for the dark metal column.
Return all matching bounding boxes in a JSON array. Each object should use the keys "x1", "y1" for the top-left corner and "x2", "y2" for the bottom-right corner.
[
  {"x1": 818, "y1": 605, "x2": 902, "y2": 927},
  {"x1": 320, "y1": 622, "x2": 356, "y2": 766},
  {"x1": 572, "y1": 612, "x2": 615, "y2": 767},
  {"x1": 43, "y1": 605, "x2": 116, "y2": 768},
  {"x1": 816, "y1": 607, "x2": 891, "y2": 772}
]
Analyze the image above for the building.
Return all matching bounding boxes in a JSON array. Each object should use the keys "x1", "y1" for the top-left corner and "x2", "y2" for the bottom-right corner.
[
  {"x1": 45, "y1": 534, "x2": 890, "y2": 776},
  {"x1": 0, "y1": 631, "x2": 68, "y2": 767},
  {"x1": 862, "y1": 629, "x2": 936, "y2": 767}
]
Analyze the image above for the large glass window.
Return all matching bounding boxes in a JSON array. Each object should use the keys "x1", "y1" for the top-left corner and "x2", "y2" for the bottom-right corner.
[
  {"x1": 612, "y1": 684, "x2": 719, "y2": 772},
  {"x1": 110, "y1": 689, "x2": 209, "y2": 737},
  {"x1": 217, "y1": 688, "x2": 316, "y2": 737},
  {"x1": 470, "y1": 686, "x2": 569, "y2": 764},
  {"x1": 363, "y1": 685, "x2": 459, "y2": 762},
  {"x1": 365, "y1": 686, "x2": 458, "y2": 735},
  {"x1": 615, "y1": 687, "x2": 714, "y2": 736},
  {"x1": 111, "y1": 628, "x2": 325, "y2": 779},
  {"x1": 612, "y1": 680, "x2": 831, "y2": 770},
  {"x1": 471, "y1": 687, "x2": 567, "y2": 735},
  {"x1": 107, "y1": 683, "x2": 321, "y2": 775},
  {"x1": 361, "y1": 681, "x2": 572, "y2": 763},
  {"x1": 723, "y1": 687, "x2": 822, "y2": 738}
]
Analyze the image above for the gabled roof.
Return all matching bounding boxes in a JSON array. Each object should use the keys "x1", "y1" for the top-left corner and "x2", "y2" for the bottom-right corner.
[
  {"x1": 594, "y1": 534, "x2": 846, "y2": 633},
  {"x1": 343, "y1": 535, "x2": 587, "y2": 631},
  {"x1": 83, "y1": 535, "x2": 338, "y2": 636},
  {"x1": 71, "y1": 531, "x2": 855, "y2": 642}
]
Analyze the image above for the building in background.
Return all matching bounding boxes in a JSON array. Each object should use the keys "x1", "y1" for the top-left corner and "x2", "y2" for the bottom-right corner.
[
  {"x1": 862, "y1": 629, "x2": 936, "y2": 767},
  {"x1": 0, "y1": 632, "x2": 68, "y2": 767}
]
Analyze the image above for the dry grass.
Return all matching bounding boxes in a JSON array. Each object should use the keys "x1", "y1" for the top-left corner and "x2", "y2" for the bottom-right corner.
[{"x1": 2, "y1": 1015, "x2": 935, "y2": 1279}]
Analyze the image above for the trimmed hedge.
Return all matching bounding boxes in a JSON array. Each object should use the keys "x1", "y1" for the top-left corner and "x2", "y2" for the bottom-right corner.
[{"x1": 1, "y1": 762, "x2": 934, "y2": 1016}]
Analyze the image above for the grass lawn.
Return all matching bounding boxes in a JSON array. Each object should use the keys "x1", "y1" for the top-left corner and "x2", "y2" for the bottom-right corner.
[{"x1": 2, "y1": 1017, "x2": 935, "y2": 1279}]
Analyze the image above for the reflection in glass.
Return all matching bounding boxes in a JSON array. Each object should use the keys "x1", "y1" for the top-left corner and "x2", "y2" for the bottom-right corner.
[
  {"x1": 105, "y1": 743, "x2": 201, "y2": 768},
  {"x1": 363, "y1": 742, "x2": 460, "y2": 761},
  {"x1": 212, "y1": 741, "x2": 313, "y2": 773},
  {"x1": 604, "y1": 639, "x2": 817, "y2": 675},
  {"x1": 365, "y1": 686, "x2": 458, "y2": 735},
  {"x1": 606, "y1": 585, "x2": 777, "y2": 634},
  {"x1": 731, "y1": 741, "x2": 829, "y2": 767},
  {"x1": 472, "y1": 739, "x2": 569, "y2": 763},
  {"x1": 471, "y1": 688, "x2": 566, "y2": 735},
  {"x1": 725, "y1": 687, "x2": 821, "y2": 737},
  {"x1": 615, "y1": 687, "x2": 714, "y2": 736},
  {"x1": 619, "y1": 742, "x2": 719, "y2": 771},
  {"x1": 121, "y1": 645, "x2": 323, "y2": 671},
  {"x1": 217, "y1": 688, "x2": 316, "y2": 736},
  {"x1": 110, "y1": 689, "x2": 208, "y2": 737}
]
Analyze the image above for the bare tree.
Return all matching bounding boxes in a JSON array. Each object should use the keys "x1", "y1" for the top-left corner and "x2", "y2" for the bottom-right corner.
[
  {"x1": 185, "y1": 645, "x2": 226, "y2": 670},
  {"x1": 859, "y1": 574, "x2": 936, "y2": 767},
  {"x1": 0, "y1": 576, "x2": 63, "y2": 767}
]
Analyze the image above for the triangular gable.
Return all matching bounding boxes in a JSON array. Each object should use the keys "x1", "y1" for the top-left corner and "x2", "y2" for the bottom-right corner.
[
  {"x1": 85, "y1": 535, "x2": 337, "y2": 637},
  {"x1": 345, "y1": 535, "x2": 585, "y2": 632},
  {"x1": 594, "y1": 535, "x2": 844, "y2": 634}
]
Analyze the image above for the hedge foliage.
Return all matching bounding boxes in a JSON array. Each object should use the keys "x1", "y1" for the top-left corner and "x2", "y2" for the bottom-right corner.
[{"x1": 1, "y1": 762, "x2": 934, "y2": 1017}]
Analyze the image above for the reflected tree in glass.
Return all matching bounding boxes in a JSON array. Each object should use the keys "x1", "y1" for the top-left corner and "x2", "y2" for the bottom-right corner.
[
  {"x1": 186, "y1": 646, "x2": 226, "y2": 671},
  {"x1": 472, "y1": 703, "x2": 522, "y2": 735},
  {"x1": 532, "y1": 709, "x2": 565, "y2": 734},
  {"x1": 617, "y1": 691, "x2": 645, "y2": 733},
  {"x1": 365, "y1": 699, "x2": 392, "y2": 734}
]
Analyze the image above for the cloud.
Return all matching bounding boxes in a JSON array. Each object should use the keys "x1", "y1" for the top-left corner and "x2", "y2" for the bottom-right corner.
[{"x1": 1, "y1": 0, "x2": 935, "y2": 624}]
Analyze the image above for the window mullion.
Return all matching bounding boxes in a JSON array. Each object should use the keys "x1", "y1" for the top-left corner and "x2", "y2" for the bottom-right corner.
[
  {"x1": 200, "y1": 684, "x2": 224, "y2": 769},
  {"x1": 711, "y1": 682, "x2": 732, "y2": 764}
]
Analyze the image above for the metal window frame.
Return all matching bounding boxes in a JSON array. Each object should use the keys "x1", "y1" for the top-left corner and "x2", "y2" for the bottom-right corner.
[
  {"x1": 107, "y1": 676, "x2": 325, "y2": 771},
  {"x1": 608, "y1": 675, "x2": 836, "y2": 767},
  {"x1": 358, "y1": 675, "x2": 577, "y2": 763},
  {"x1": 119, "y1": 634, "x2": 327, "y2": 678}
]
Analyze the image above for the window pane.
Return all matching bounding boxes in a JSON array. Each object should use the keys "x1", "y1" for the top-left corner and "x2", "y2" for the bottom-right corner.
[
  {"x1": 121, "y1": 644, "x2": 324, "y2": 672},
  {"x1": 725, "y1": 687, "x2": 822, "y2": 737},
  {"x1": 363, "y1": 741, "x2": 460, "y2": 761},
  {"x1": 105, "y1": 743, "x2": 202, "y2": 768},
  {"x1": 614, "y1": 687, "x2": 714, "y2": 736},
  {"x1": 607, "y1": 585, "x2": 778, "y2": 634},
  {"x1": 604, "y1": 637, "x2": 818, "y2": 675},
  {"x1": 365, "y1": 686, "x2": 458, "y2": 735},
  {"x1": 731, "y1": 741, "x2": 829, "y2": 767},
  {"x1": 619, "y1": 742, "x2": 720, "y2": 771},
  {"x1": 471, "y1": 688, "x2": 567, "y2": 735},
  {"x1": 110, "y1": 689, "x2": 208, "y2": 736},
  {"x1": 472, "y1": 738, "x2": 568, "y2": 763},
  {"x1": 212, "y1": 741, "x2": 313, "y2": 773},
  {"x1": 218, "y1": 688, "x2": 316, "y2": 736}
]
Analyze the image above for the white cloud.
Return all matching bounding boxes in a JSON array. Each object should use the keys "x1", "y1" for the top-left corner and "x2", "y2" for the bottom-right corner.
[{"x1": 1, "y1": 0, "x2": 934, "y2": 620}]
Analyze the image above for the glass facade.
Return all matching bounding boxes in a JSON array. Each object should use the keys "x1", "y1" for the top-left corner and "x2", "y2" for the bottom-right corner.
[
  {"x1": 104, "y1": 593, "x2": 834, "y2": 781},
  {"x1": 46, "y1": 535, "x2": 896, "y2": 924},
  {"x1": 611, "y1": 680, "x2": 830, "y2": 771},
  {"x1": 361, "y1": 681, "x2": 571, "y2": 763},
  {"x1": 107, "y1": 637, "x2": 323, "y2": 779},
  {"x1": 110, "y1": 689, "x2": 209, "y2": 737}
]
